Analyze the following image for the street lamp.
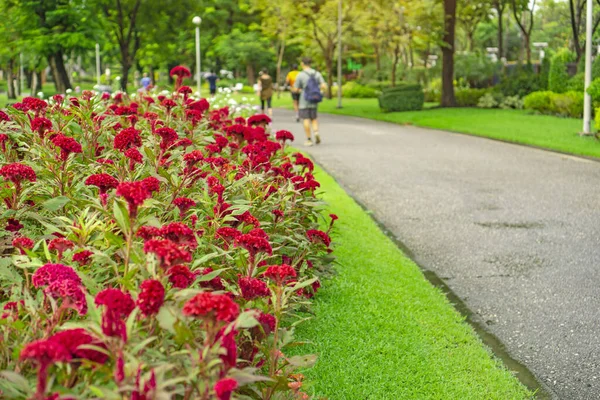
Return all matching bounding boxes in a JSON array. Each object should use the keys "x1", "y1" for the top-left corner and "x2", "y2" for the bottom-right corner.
[
  {"x1": 95, "y1": 43, "x2": 101, "y2": 86},
  {"x1": 193, "y1": 16, "x2": 202, "y2": 97},
  {"x1": 583, "y1": 0, "x2": 593, "y2": 135},
  {"x1": 337, "y1": 0, "x2": 342, "y2": 109}
]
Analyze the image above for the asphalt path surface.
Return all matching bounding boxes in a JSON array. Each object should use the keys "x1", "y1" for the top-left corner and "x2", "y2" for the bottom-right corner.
[{"x1": 272, "y1": 109, "x2": 600, "y2": 399}]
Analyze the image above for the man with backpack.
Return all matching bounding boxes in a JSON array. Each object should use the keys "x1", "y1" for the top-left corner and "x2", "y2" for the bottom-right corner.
[{"x1": 293, "y1": 57, "x2": 326, "y2": 146}]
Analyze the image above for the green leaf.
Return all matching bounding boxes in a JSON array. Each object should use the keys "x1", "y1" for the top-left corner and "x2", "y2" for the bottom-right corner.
[
  {"x1": 42, "y1": 196, "x2": 70, "y2": 212},
  {"x1": 112, "y1": 200, "x2": 130, "y2": 234},
  {"x1": 235, "y1": 310, "x2": 259, "y2": 329},
  {"x1": 286, "y1": 354, "x2": 317, "y2": 368},
  {"x1": 156, "y1": 306, "x2": 177, "y2": 334},
  {"x1": 191, "y1": 252, "x2": 222, "y2": 268},
  {"x1": 196, "y1": 268, "x2": 227, "y2": 282}
]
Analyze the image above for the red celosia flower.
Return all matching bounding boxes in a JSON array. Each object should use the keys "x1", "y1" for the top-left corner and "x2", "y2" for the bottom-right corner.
[
  {"x1": 6, "y1": 218, "x2": 24, "y2": 232},
  {"x1": 31, "y1": 117, "x2": 52, "y2": 137},
  {"x1": 142, "y1": 176, "x2": 161, "y2": 193},
  {"x1": 97, "y1": 158, "x2": 114, "y2": 165},
  {"x1": 185, "y1": 109, "x2": 203, "y2": 125},
  {"x1": 238, "y1": 276, "x2": 270, "y2": 300},
  {"x1": 175, "y1": 138, "x2": 193, "y2": 148},
  {"x1": 183, "y1": 150, "x2": 204, "y2": 167},
  {"x1": 49, "y1": 328, "x2": 108, "y2": 364},
  {"x1": 85, "y1": 174, "x2": 119, "y2": 194},
  {"x1": 116, "y1": 180, "x2": 153, "y2": 217},
  {"x1": 32, "y1": 263, "x2": 81, "y2": 288},
  {"x1": 257, "y1": 312, "x2": 276, "y2": 335},
  {"x1": 198, "y1": 267, "x2": 225, "y2": 291},
  {"x1": 297, "y1": 179, "x2": 320, "y2": 193},
  {"x1": 235, "y1": 211, "x2": 260, "y2": 228},
  {"x1": 183, "y1": 292, "x2": 239, "y2": 322},
  {"x1": 275, "y1": 130, "x2": 294, "y2": 142},
  {"x1": 20, "y1": 339, "x2": 70, "y2": 399},
  {"x1": 263, "y1": 264, "x2": 297, "y2": 285},
  {"x1": 48, "y1": 238, "x2": 74, "y2": 260},
  {"x1": 161, "y1": 98, "x2": 177, "y2": 111},
  {"x1": 156, "y1": 127, "x2": 179, "y2": 149},
  {"x1": 0, "y1": 110, "x2": 9, "y2": 122},
  {"x1": 95, "y1": 288, "x2": 135, "y2": 340},
  {"x1": 13, "y1": 236, "x2": 34, "y2": 254},
  {"x1": 160, "y1": 222, "x2": 197, "y2": 247},
  {"x1": 330, "y1": 213, "x2": 338, "y2": 221},
  {"x1": 0, "y1": 162, "x2": 36, "y2": 184},
  {"x1": 214, "y1": 378, "x2": 238, "y2": 400},
  {"x1": 235, "y1": 233, "x2": 272, "y2": 257},
  {"x1": 306, "y1": 229, "x2": 331, "y2": 247},
  {"x1": 72, "y1": 250, "x2": 94, "y2": 266},
  {"x1": 178, "y1": 85, "x2": 193, "y2": 97},
  {"x1": 187, "y1": 99, "x2": 210, "y2": 113},
  {"x1": 170, "y1": 66, "x2": 192, "y2": 90},
  {"x1": 114, "y1": 127, "x2": 142, "y2": 152},
  {"x1": 216, "y1": 327, "x2": 237, "y2": 368},
  {"x1": 23, "y1": 97, "x2": 48, "y2": 114},
  {"x1": 136, "y1": 225, "x2": 162, "y2": 241},
  {"x1": 248, "y1": 114, "x2": 271, "y2": 126},
  {"x1": 294, "y1": 154, "x2": 314, "y2": 172},
  {"x1": 167, "y1": 265, "x2": 195, "y2": 288},
  {"x1": 137, "y1": 279, "x2": 165, "y2": 316},
  {"x1": 143, "y1": 238, "x2": 192, "y2": 268},
  {"x1": 124, "y1": 148, "x2": 143, "y2": 164},
  {"x1": 50, "y1": 134, "x2": 82, "y2": 161},
  {"x1": 44, "y1": 279, "x2": 88, "y2": 315},
  {"x1": 173, "y1": 197, "x2": 195, "y2": 217},
  {"x1": 272, "y1": 209, "x2": 284, "y2": 219},
  {"x1": 144, "y1": 111, "x2": 159, "y2": 120}
]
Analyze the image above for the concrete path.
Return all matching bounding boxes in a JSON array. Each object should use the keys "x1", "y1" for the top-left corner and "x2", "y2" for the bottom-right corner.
[{"x1": 272, "y1": 109, "x2": 600, "y2": 399}]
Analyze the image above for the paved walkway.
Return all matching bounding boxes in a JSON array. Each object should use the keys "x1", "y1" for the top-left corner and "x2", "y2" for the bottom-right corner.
[{"x1": 273, "y1": 109, "x2": 600, "y2": 399}]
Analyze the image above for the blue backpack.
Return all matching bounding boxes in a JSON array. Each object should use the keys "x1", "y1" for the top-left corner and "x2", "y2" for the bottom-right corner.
[{"x1": 303, "y1": 72, "x2": 323, "y2": 104}]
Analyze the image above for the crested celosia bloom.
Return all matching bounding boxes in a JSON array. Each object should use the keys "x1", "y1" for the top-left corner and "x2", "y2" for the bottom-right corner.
[
  {"x1": 263, "y1": 264, "x2": 297, "y2": 285},
  {"x1": 0, "y1": 133, "x2": 8, "y2": 152},
  {"x1": 160, "y1": 222, "x2": 197, "y2": 248},
  {"x1": 0, "y1": 162, "x2": 36, "y2": 185},
  {"x1": 31, "y1": 117, "x2": 53, "y2": 137},
  {"x1": 32, "y1": 263, "x2": 81, "y2": 288},
  {"x1": 20, "y1": 339, "x2": 71, "y2": 399},
  {"x1": 234, "y1": 233, "x2": 273, "y2": 258},
  {"x1": 238, "y1": 276, "x2": 270, "y2": 300},
  {"x1": 137, "y1": 279, "x2": 165, "y2": 316},
  {"x1": 44, "y1": 278, "x2": 88, "y2": 315},
  {"x1": 72, "y1": 250, "x2": 94, "y2": 266},
  {"x1": 6, "y1": 218, "x2": 24, "y2": 232},
  {"x1": 214, "y1": 378, "x2": 238, "y2": 400},
  {"x1": 182, "y1": 292, "x2": 239, "y2": 322},
  {"x1": 257, "y1": 312, "x2": 276, "y2": 335},
  {"x1": 143, "y1": 238, "x2": 192, "y2": 268},
  {"x1": 0, "y1": 110, "x2": 9, "y2": 122},
  {"x1": 275, "y1": 130, "x2": 294, "y2": 142},
  {"x1": 85, "y1": 173, "x2": 119, "y2": 194},
  {"x1": 136, "y1": 225, "x2": 162, "y2": 241},
  {"x1": 247, "y1": 114, "x2": 271, "y2": 126},
  {"x1": 167, "y1": 265, "x2": 195, "y2": 288},
  {"x1": 113, "y1": 127, "x2": 142, "y2": 152},
  {"x1": 49, "y1": 328, "x2": 108, "y2": 364},
  {"x1": 22, "y1": 97, "x2": 48, "y2": 115},
  {"x1": 48, "y1": 238, "x2": 74, "y2": 260},
  {"x1": 116, "y1": 180, "x2": 154, "y2": 218},
  {"x1": 12, "y1": 236, "x2": 34, "y2": 254},
  {"x1": 170, "y1": 66, "x2": 191, "y2": 90},
  {"x1": 187, "y1": 98, "x2": 210, "y2": 112},
  {"x1": 173, "y1": 197, "x2": 196, "y2": 217},
  {"x1": 142, "y1": 176, "x2": 161, "y2": 193},
  {"x1": 306, "y1": 229, "x2": 331, "y2": 247},
  {"x1": 95, "y1": 288, "x2": 136, "y2": 340},
  {"x1": 50, "y1": 133, "x2": 83, "y2": 161},
  {"x1": 156, "y1": 127, "x2": 179, "y2": 150},
  {"x1": 124, "y1": 148, "x2": 144, "y2": 170}
]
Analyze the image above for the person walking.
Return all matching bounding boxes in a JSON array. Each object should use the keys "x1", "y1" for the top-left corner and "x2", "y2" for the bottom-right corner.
[
  {"x1": 206, "y1": 70, "x2": 219, "y2": 96},
  {"x1": 293, "y1": 57, "x2": 326, "y2": 146},
  {"x1": 257, "y1": 69, "x2": 273, "y2": 118},
  {"x1": 285, "y1": 64, "x2": 300, "y2": 122},
  {"x1": 140, "y1": 72, "x2": 152, "y2": 91}
]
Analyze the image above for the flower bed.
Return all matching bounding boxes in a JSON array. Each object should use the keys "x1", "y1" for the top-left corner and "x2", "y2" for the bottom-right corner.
[{"x1": 0, "y1": 68, "x2": 335, "y2": 399}]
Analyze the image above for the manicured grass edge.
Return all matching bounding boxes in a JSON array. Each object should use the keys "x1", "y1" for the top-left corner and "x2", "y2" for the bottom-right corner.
[{"x1": 290, "y1": 161, "x2": 535, "y2": 399}]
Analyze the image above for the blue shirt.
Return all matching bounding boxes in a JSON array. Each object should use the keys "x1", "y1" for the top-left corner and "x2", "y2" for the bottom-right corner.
[
  {"x1": 141, "y1": 77, "x2": 151, "y2": 88},
  {"x1": 206, "y1": 75, "x2": 218, "y2": 90}
]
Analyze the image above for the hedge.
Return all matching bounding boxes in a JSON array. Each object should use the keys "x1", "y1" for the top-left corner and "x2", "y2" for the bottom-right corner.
[
  {"x1": 378, "y1": 83, "x2": 424, "y2": 112},
  {"x1": 455, "y1": 88, "x2": 489, "y2": 107},
  {"x1": 523, "y1": 90, "x2": 583, "y2": 118}
]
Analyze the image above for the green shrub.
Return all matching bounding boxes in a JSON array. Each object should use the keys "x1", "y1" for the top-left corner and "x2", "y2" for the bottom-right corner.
[
  {"x1": 362, "y1": 80, "x2": 393, "y2": 90},
  {"x1": 552, "y1": 91, "x2": 584, "y2": 117},
  {"x1": 378, "y1": 83, "x2": 424, "y2": 112},
  {"x1": 241, "y1": 85, "x2": 254, "y2": 94},
  {"x1": 497, "y1": 66, "x2": 547, "y2": 97},
  {"x1": 549, "y1": 49, "x2": 575, "y2": 93},
  {"x1": 499, "y1": 95, "x2": 523, "y2": 110},
  {"x1": 523, "y1": 91, "x2": 555, "y2": 114},
  {"x1": 454, "y1": 52, "x2": 500, "y2": 88},
  {"x1": 455, "y1": 88, "x2": 489, "y2": 107},
  {"x1": 595, "y1": 106, "x2": 600, "y2": 130},
  {"x1": 567, "y1": 72, "x2": 585, "y2": 92},
  {"x1": 477, "y1": 92, "x2": 500, "y2": 108},
  {"x1": 333, "y1": 81, "x2": 380, "y2": 98}
]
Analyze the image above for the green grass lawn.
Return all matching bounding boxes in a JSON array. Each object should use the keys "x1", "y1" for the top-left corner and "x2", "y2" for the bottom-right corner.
[
  {"x1": 258, "y1": 94, "x2": 599, "y2": 159},
  {"x1": 292, "y1": 164, "x2": 534, "y2": 399}
]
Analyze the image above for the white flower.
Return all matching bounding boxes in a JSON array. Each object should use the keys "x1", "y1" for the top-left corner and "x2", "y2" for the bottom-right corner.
[
  {"x1": 37, "y1": 92, "x2": 44, "y2": 98},
  {"x1": 65, "y1": 89, "x2": 72, "y2": 94}
]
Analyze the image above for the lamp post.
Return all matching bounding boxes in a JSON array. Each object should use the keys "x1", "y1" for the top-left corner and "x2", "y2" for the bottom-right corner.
[
  {"x1": 336, "y1": 0, "x2": 342, "y2": 108},
  {"x1": 193, "y1": 16, "x2": 202, "y2": 97},
  {"x1": 95, "y1": 43, "x2": 101, "y2": 86},
  {"x1": 583, "y1": 0, "x2": 593, "y2": 135}
]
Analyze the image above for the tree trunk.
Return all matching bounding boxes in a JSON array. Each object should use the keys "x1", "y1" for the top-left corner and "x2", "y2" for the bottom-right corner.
[
  {"x1": 47, "y1": 52, "x2": 71, "y2": 93},
  {"x1": 325, "y1": 55, "x2": 334, "y2": 99},
  {"x1": 468, "y1": 31, "x2": 475, "y2": 52},
  {"x1": 441, "y1": 0, "x2": 457, "y2": 107},
  {"x1": 569, "y1": 0, "x2": 583, "y2": 62},
  {"x1": 32, "y1": 71, "x2": 42, "y2": 96},
  {"x1": 375, "y1": 45, "x2": 381, "y2": 74},
  {"x1": 497, "y1": 5, "x2": 504, "y2": 59},
  {"x1": 524, "y1": 34, "x2": 531, "y2": 65},
  {"x1": 276, "y1": 36, "x2": 286, "y2": 99},
  {"x1": 391, "y1": 43, "x2": 400, "y2": 87},
  {"x1": 6, "y1": 61, "x2": 16, "y2": 100},
  {"x1": 121, "y1": 62, "x2": 130, "y2": 92},
  {"x1": 246, "y1": 64, "x2": 255, "y2": 85}
]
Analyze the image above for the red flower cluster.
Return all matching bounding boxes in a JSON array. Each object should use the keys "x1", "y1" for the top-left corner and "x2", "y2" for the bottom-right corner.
[
  {"x1": 85, "y1": 173, "x2": 119, "y2": 194},
  {"x1": 32, "y1": 263, "x2": 81, "y2": 288},
  {"x1": 143, "y1": 238, "x2": 192, "y2": 268},
  {"x1": 167, "y1": 265, "x2": 195, "y2": 288},
  {"x1": 49, "y1": 328, "x2": 108, "y2": 364},
  {"x1": 44, "y1": 278, "x2": 88, "y2": 315},
  {"x1": 72, "y1": 250, "x2": 94, "y2": 266},
  {"x1": 31, "y1": 117, "x2": 52, "y2": 137},
  {"x1": 275, "y1": 130, "x2": 294, "y2": 142},
  {"x1": 263, "y1": 264, "x2": 297, "y2": 285},
  {"x1": 137, "y1": 279, "x2": 165, "y2": 316},
  {"x1": 173, "y1": 197, "x2": 196, "y2": 217},
  {"x1": 238, "y1": 276, "x2": 270, "y2": 299},
  {"x1": 214, "y1": 378, "x2": 238, "y2": 400},
  {"x1": 114, "y1": 127, "x2": 142, "y2": 152},
  {"x1": 156, "y1": 127, "x2": 179, "y2": 149},
  {"x1": 95, "y1": 288, "x2": 135, "y2": 340},
  {"x1": 306, "y1": 229, "x2": 331, "y2": 247},
  {"x1": 51, "y1": 133, "x2": 83, "y2": 161},
  {"x1": 0, "y1": 162, "x2": 37, "y2": 184},
  {"x1": 116, "y1": 178, "x2": 159, "y2": 217},
  {"x1": 198, "y1": 267, "x2": 226, "y2": 291},
  {"x1": 247, "y1": 114, "x2": 271, "y2": 126},
  {"x1": 235, "y1": 231, "x2": 272, "y2": 257},
  {"x1": 182, "y1": 292, "x2": 240, "y2": 322},
  {"x1": 160, "y1": 222, "x2": 197, "y2": 247},
  {"x1": 48, "y1": 237, "x2": 74, "y2": 260},
  {"x1": 13, "y1": 236, "x2": 34, "y2": 254}
]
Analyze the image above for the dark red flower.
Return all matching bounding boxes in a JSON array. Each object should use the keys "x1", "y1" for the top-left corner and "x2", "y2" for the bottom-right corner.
[
  {"x1": 307, "y1": 229, "x2": 331, "y2": 247},
  {"x1": 44, "y1": 279, "x2": 88, "y2": 315},
  {"x1": 124, "y1": 148, "x2": 143, "y2": 164},
  {"x1": 113, "y1": 127, "x2": 142, "y2": 152},
  {"x1": 6, "y1": 218, "x2": 24, "y2": 232},
  {"x1": 161, "y1": 98, "x2": 177, "y2": 111},
  {"x1": 51, "y1": 134, "x2": 82, "y2": 161},
  {"x1": 0, "y1": 134, "x2": 8, "y2": 152},
  {"x1": 167, "y1": 265, "x2": 195, "y2": 288},
  {"x1": 187, "y1": 99, "x2": 210, "y2": 113},
  {"x1": 72, "y1": 250, "x2": 94, "y2": 266},
  {"x1": 156, "y1": 127, "x2": 179, "y2": 149},
  {"x1": 48, "y1": 238, "x2": 74, "y2": 260},
  {"x1": 263, "y1": 264, "x2": 297, "y2": 285},
  {"x1": 178, "y1": 85, "x2": 193, "y2": 96},
  {"x1": 214, "y1": 378, "x2": 238, "y2": 400},
  {"x1": 238, "y1": 276, "x2": 270, "y2": 300},
  {"x1": 116, "y1": 180, "x2": 153, "y2": 217},
  {"x1": 31, "y1": 117, "x2": 52, "y2": 137},
  {"x1": 32, "y1": 263, "x2": 81, "y2": 288},
  {"x1": 182, "y1": 292, "x2": 240, "y2": 322},
  {"x1": 235, "y1": 233, "x2": 272, "y2": 257},
  {"x1": 49, "y1": 329, "x2": 108, "y2": 364},
  {"x1": 257, "y1": 312, "x2": 276, "y2": 335},
  {"x1": 23, "y1": 97, "x2": 48, "y2": 113},
  {"x1": 136, "y1": 225, "x2": 162, "y2": 241},
  {"x1": 20, "y1": 339, "x2": 70, "y2": 364},
  {"x1": 173, "y1": 197, "x2": 196, "y2": 217},
  {"x1": 137, "y1": 279, "x2": 165, "y2": 316},
  {"x1": 143, "y1": 238, "x2": 192, "y2": 268},
  {"x1": 247, "y1": 114, "x2": 271, "y2": 126},
  {"x1": 141, "y1": 176, "x2": 161, "y2": 193},
  {"x1": 174, "y1": 138, "x2": 193, "y2": 148},
  {"x1": 0, "y1": 110, "x2": 9, "y2": 122},
  {"x1": 170, "y1": 66, "x2": 192, "y2": 79},
  {"x1": 275, "y1": 130, "x2": 294, "y2": 142},
  {"x1": 160, "y1": 222, "x2": 197, "y2": 248},
  {"x1": 13, "y1": 236, "x2": 34, "y2": 254},
  {"x1": 216, "y1": 327, "x2": 237, "y2": 368},
  {"x1": 0, "y1": 162, "x2": 36, "y2": 184},
  {"x1": 95, "y1": 288, "x2": 135, "y2": 340},
  {"x1": 85, "y1": 174, "x2": 119, "y2": 194},
  {"x1": 198, "y1": 267, "x2": 225, "y2": 291}
]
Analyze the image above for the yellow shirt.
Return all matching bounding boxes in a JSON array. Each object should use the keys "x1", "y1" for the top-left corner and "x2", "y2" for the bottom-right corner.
[{"x1": 286, "y1": 70, "x2": 299, "y2": 87}]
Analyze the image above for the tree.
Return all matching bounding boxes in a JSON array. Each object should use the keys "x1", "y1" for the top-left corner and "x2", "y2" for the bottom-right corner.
[
  {"x1": 457, "y1": 1, "x2": 491, "y2": 51},
  {"x1": 511, "y1": 0, "x2": 536, "y2": 64},
  {"x1": 492, "y1": 0, "x2": 509, "y2": 58},
  {"x1": 567, "y1": 0, "x2": 600, "y2": 63},
  {"x1": 441, "y1": 0, "x2": 457, "y2": 107}
]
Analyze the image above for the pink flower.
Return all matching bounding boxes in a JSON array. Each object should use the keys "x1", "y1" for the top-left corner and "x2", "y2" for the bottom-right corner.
[
  {"x1": 72, "y1": 250, "x2": 94, "y2": 266},
  {"x1": 182, "y1": 292, "x2": 240, "y2": 322},
  {"x1": 167, "y1": 265, "x2": 195, "y2": 288},
  {"x1": 137, "y1": 279, "x2": 165, "y2": 316},
  {"x1": 49, "y1": 328, "x2": 108, "y2": 364},
  {"x1": 13, "y1": 236, "x2": 34, "y2": 254},
  {"x1": 214, "y1": 378, "x2": 238, "y2": 400},
  {"x1": 48, "y1": 238, "x2": 74, "y2": 260},
  {"x1": 44, "y1": 279, "x2": 88, "y2": 315},
  {"x1": 263, "y1": 264, "x2": 297, "y2": 285},
  {"x1": 32, "y1": 263, "x2": 81, "y2": 288}
]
